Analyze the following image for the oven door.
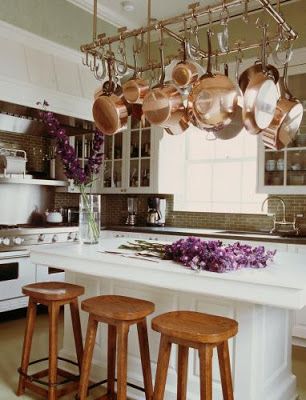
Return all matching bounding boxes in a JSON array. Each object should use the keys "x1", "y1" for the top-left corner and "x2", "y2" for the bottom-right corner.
[{"x1": 0, "y1": 251, "x2": 36, "y2": 303}]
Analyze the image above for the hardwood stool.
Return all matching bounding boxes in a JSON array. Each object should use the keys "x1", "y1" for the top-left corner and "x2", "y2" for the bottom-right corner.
[
  {"x1": 78, "y1": 295, "x2": 155, "y2": 400},
  {"x1": 152, "y1": 311, "x2": 238, "y2": 400},
  {"x1": 17, "y1": 281, "x2": 84, "y2": 400}
]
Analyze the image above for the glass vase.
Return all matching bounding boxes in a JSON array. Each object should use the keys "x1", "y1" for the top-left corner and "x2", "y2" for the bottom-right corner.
[{"x1": 79, "y1": 194, "x2": 101, "y2": 244}]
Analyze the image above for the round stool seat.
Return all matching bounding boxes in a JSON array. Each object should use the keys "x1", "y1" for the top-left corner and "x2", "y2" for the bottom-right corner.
[
  {"x1": 22, "y1": 281, "x2": 84, "y2": 301},
  {"x1": 81, "y1": 295, "x2": 155, "y2": 321},
  {"x1": 152, "y1": 311, "x2": 238, "y2": 344}
]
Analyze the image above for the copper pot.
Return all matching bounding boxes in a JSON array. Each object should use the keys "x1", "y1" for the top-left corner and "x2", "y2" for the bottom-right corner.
[
  {"x1": 92, "y1": 60, "x2": 129, "y2": 135},
  {"x1": 189, "y1": 30, "x2": 238, "y2": 131},
  {"x1": 239, "y1": 26, "x2": 280, "y2": 135},
  {"x1": 262, "y1": 63, "x2": 303, "y2": 149},
  {"x1": 142, "y1": 45, "x2": 188, "y2": 133},
  {"x1": 172, "y1": 40, "x2": 198, "y2": 88},
  {"x1": 122, "y1": 52, "x2": 149, "y2": 104}
]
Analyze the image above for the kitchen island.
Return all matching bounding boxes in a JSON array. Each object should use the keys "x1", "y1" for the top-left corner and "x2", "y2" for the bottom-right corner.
[{"x1": 30, "y1": 238, "x2": 306, "y2": 400}]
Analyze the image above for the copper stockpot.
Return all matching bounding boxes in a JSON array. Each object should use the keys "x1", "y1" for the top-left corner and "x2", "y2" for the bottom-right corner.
[
  {"x1": 142, "y1": 46, "x2": 188, "y2": 133},
  {"x1": 189, "y1": 30, "x2": 238, "y2": 131},
  {"x1": 122, "y1": 53, "x2": 150, "y2": 104},
  {"x1": 92, "y1": 61, "x2": 129, "y2": 135},
  {"x1": 239, "y1": 26, "x2": 280, "y2": 135},
  {"x1": 172, "y1": 40, "x2": 198, "y2": 88},
  {"x1": 262, "y1": 63, "x2": 303, "y2": 150}
]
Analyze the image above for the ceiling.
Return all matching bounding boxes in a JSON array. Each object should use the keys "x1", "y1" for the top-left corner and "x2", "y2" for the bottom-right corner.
[{"x1": 66, "y1": 0, "x2": 221, "y2": 29}]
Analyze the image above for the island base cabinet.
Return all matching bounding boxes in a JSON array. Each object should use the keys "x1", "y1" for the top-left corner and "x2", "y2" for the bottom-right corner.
[{"x1": 60, "y1": 272, "x2": 296, "y2": 400}]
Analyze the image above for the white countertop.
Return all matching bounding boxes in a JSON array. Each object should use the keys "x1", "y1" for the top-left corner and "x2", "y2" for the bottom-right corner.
[{"x1": 30, "y1": 238, "x2": 306, "y2": 310}]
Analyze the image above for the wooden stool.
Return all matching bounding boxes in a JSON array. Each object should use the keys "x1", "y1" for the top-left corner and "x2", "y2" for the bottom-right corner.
[
  {"x1": 78, "y1": 295, "x2": 155, "y2": 400},
  {"x1": 17, "y1": 281, "x2": 84, "y2": 400},
  {"x1": 152, "y1": 311, "x2": 238, "y2": 400}
]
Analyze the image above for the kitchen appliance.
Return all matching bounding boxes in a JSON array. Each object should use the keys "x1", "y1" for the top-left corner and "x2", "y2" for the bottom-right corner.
[
  {"x1": 147, "y1": 197, "x2": 166, "y2": 226},
  {"x1": 126, "y1": 197, "x2": 137, "y2": 226},
  {"x1": 0, "y1": 148, "x2": 27, "y2": 177},
  {"x1": 45, "y1": 209, "x2": 63, "y2": 224},
  {"x1": 0, "y1": 224, "x2": 79, "y2": 312}
]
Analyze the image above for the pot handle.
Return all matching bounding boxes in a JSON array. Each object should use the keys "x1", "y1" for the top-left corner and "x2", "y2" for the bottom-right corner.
[{"x1": 205, "y1": 29, "x2": 214, "y2": 77}]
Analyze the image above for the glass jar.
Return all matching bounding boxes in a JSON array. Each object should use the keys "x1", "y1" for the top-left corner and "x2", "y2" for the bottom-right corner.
[{"x1": 79, "y1": 194, "x2": 101, "y2": 244}]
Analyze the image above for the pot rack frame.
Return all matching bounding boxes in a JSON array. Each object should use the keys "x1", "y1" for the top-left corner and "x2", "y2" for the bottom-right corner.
[{"x1": 80, "y1": 0, "x2": 299, "y2": 76}]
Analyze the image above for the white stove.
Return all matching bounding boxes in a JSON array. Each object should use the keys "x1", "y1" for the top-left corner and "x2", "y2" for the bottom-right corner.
[{"x1": 0, "y1": 224, "x2": 79, "y2": 312}]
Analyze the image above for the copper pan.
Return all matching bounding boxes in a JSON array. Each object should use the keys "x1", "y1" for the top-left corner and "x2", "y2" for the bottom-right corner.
[
  {"x1": 122, "y1": 51, "x2": 149, "y2": 104},
  {"x1": 262, "y1": 63, "x2": 303, "y2": 150},
  {"x1": 172, "y1": 39, "x2": 198, "y2": 88},
  {"x1": 189, "y1": 30, "x2": 238, "y2": 131},
  {"x1": 142, "y1": 43, "x2": 188, "y2": 133},
  {"x1": 92, "y1": 60, "x2": 129, "y2": 135},
  {"x1": 239, "y1": 25, "x2": 279, "y2": 135}
]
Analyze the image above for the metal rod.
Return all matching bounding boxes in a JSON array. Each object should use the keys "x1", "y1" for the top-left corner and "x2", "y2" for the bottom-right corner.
[
  {"x1": 147, "y1": 0, "x2": 151, "y2": 63},
  {"x1": 257, "y1": 0, "x2": 298, "y2": 39},
  {"x1": 93, "y1": 0, "x2": 97, "y2": 42},
  {"x1": 81, "y1": 0, "x2": 297, "y2": 52}
]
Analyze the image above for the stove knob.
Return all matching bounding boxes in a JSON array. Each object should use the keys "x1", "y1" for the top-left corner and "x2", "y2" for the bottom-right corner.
[
  {"x1": 38, "y1": 234, "x2": 45, "y2": 242},
  {"x1": 13, "y1": 237, "x2": 24, "y2": 245},
  {"x1": 67, "y1": 232, "x2": 73, "y2": 241},
  {"x1": 74, "y1": 233, "x2": 79, "y2": 241},
  {"x1": 3, "y1": 237, "x2": 10, "y2": 246},
  {"x1": 52, "y1": 234, "x2": 58, "y2": 243}
]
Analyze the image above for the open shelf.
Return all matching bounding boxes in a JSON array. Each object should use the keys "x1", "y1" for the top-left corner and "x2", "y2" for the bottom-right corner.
[{"x1": 0, "y1": 177, "x2": 68, "y2": 186}]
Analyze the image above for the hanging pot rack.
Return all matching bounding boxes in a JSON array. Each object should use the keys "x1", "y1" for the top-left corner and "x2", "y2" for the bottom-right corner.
[{"x1": 80, "y1": 0, "x2": 298, "y2": 76}]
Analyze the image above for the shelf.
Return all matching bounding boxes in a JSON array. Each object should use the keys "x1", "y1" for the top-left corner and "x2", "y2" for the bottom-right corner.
[{"x1": 0, "y1": 177, "x2": 68, "y2": 186}]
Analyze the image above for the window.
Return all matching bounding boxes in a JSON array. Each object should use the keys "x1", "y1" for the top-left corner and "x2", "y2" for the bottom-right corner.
[{"x1": 174, "y1": 125, "x2": 266, "y2": 213}]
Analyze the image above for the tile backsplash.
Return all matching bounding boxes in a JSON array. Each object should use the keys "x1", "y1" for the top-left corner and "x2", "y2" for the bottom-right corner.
[{"x1": 54, "y1": 192, "x2": 306, "y2": 232}]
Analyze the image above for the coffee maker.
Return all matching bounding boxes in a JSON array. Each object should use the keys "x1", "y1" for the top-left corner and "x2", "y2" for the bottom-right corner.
[
  {"x1": 147, "y1": 197, "x2": 166, "y2": 226},
  {"x1": 126, "y1": 197, "x2": 137, "y2": 226}
]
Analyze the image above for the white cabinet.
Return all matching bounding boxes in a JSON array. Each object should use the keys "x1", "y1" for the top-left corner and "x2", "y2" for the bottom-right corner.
[{"x1": 94, "y1": 117, "x2": 184, "y2": 195}]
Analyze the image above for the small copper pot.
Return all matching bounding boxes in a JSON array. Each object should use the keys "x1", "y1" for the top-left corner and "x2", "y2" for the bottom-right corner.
[
  {"x1": 172, "y1": 40, "x2": 198, "y2": 88},
  {"x1": 143, "y1": 45, "x2": 188, "y2": 133},
  {"x1": 122, "y1": 53, "x2": 150, "y2": 104}
]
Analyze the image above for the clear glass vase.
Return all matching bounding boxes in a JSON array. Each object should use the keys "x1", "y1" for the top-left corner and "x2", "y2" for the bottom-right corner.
[{"x1": 79, "y1": 194, "x2": 101, "y2": 244}]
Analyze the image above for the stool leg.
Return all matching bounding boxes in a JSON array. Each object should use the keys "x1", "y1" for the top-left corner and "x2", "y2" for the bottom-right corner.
[
  {"x1": 70, "y1": 298, "x2": 83, "y2": 371},
  {"x1": 17, "y1": 298, "x2": 37, "y2": 396},
  {"x1": 137, "y1": 318, "x2": 153, "y2": 400},
  {"x1": 107, "y1": 324, "x2": 117, "y2": 399},
  {"x1": 217, "y1": 341, "x2": 234, "y2": 400},
  {"x1": 199, "y1": 344, "x2": 213, "y2": 400},
  {"x1": 153, "y1": 335, "x2": 172, "y2": 400},
  {"x1": 177, "y1": 345, "x2": 189, "y2": 400},
  {"x1": 48, "y1": 302, "x2": 60, "y2": 400},
  {"x1": 117, "y1": 322, "x2": 129, "y2": 400},
  {"x1": 78, "y1": 314, "x2": 98, "y2": 400}
]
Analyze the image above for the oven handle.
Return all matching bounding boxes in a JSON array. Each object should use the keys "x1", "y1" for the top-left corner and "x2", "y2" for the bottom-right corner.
[{"x1": 0, "y1": 253, "x2": 29, "y2": 260}]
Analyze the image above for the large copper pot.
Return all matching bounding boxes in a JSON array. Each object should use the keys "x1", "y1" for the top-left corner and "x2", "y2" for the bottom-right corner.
[
  {"x1": 262, "y1": 63, "x2": 303, "y2": 149},
  {"x1": 239, "y1": 26, "x2": 280, "y2": 135},
  {"x1": 189, "y1": 30, "x2": 238, "y2": 131},
  {"x1": 92, "y1": 61, "x2": 129, "y2": 135}
]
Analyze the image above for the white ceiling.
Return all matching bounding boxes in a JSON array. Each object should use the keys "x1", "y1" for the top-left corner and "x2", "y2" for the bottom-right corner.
[{"x1": 67, "y1": 0, "x2": 221, "y2": 29}]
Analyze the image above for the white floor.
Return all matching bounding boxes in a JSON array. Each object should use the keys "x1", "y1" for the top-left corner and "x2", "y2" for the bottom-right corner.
[{"x1": 0, "y1": 312, "x2": 305, "y2": 400}]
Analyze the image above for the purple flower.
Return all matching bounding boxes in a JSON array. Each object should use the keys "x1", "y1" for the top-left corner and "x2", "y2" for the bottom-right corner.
[
  {"x1": 38, "y1": 100, "x2": 104, "y2": 186},
  {"x1": 164, "y1": 236, "x2": 276, "y2": 273}
]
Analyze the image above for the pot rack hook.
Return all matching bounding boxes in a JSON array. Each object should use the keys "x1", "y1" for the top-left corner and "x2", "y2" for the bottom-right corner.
[
  {"x1": 115, "y1": 27, "x2": 128, "y2": 76},
  {"x1": 82, "y1": 50, "x2": 89, "y2": 67},
  {"x1": 187, "y1": 2, "x2": 201, "y2": 61}
]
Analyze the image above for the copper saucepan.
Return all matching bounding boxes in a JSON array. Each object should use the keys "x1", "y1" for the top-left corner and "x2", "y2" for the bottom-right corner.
[
  {"x1": 262, "y1": 63, "x2": 303, "y2": 150},
  {"x1": 239, "y1": 25, "x2": 279, "y2": 135},
  {"x1": 172, "y1": 39, "x2": 198, "y2": 88},
  {"x1": 189, "y1": 30, "x2": 238, "y2": 131},
  {"x1": 92, "y1": 60, "x2": 129, "y2": 135},
  {"x1": 122, "y1": 51, "x2": 149, "y2": 104},
  {"x1": 142, "y1": 43, "x2": 188, "y2": 134}
]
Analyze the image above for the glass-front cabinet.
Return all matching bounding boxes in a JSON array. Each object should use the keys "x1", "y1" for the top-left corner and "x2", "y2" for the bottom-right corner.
[{"x1": 257, "y1": 71, "x2": 306, "y2": 194}]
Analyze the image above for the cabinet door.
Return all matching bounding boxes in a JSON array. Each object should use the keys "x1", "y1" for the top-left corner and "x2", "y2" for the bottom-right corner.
[
  {"x1": 96, "y1": 130, "x2": 126, "y2": 193},
  {"x1": 127, "y1": 119, "x2": 153, "y2": 193},
  {"x1": 292, "y1": 245, "x2": 306, "y2": 343}
]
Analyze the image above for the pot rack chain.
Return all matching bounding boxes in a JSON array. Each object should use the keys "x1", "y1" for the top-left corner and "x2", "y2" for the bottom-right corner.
[{"x1": 80, "y1": 0, "x2": 298, "y2": 75}]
